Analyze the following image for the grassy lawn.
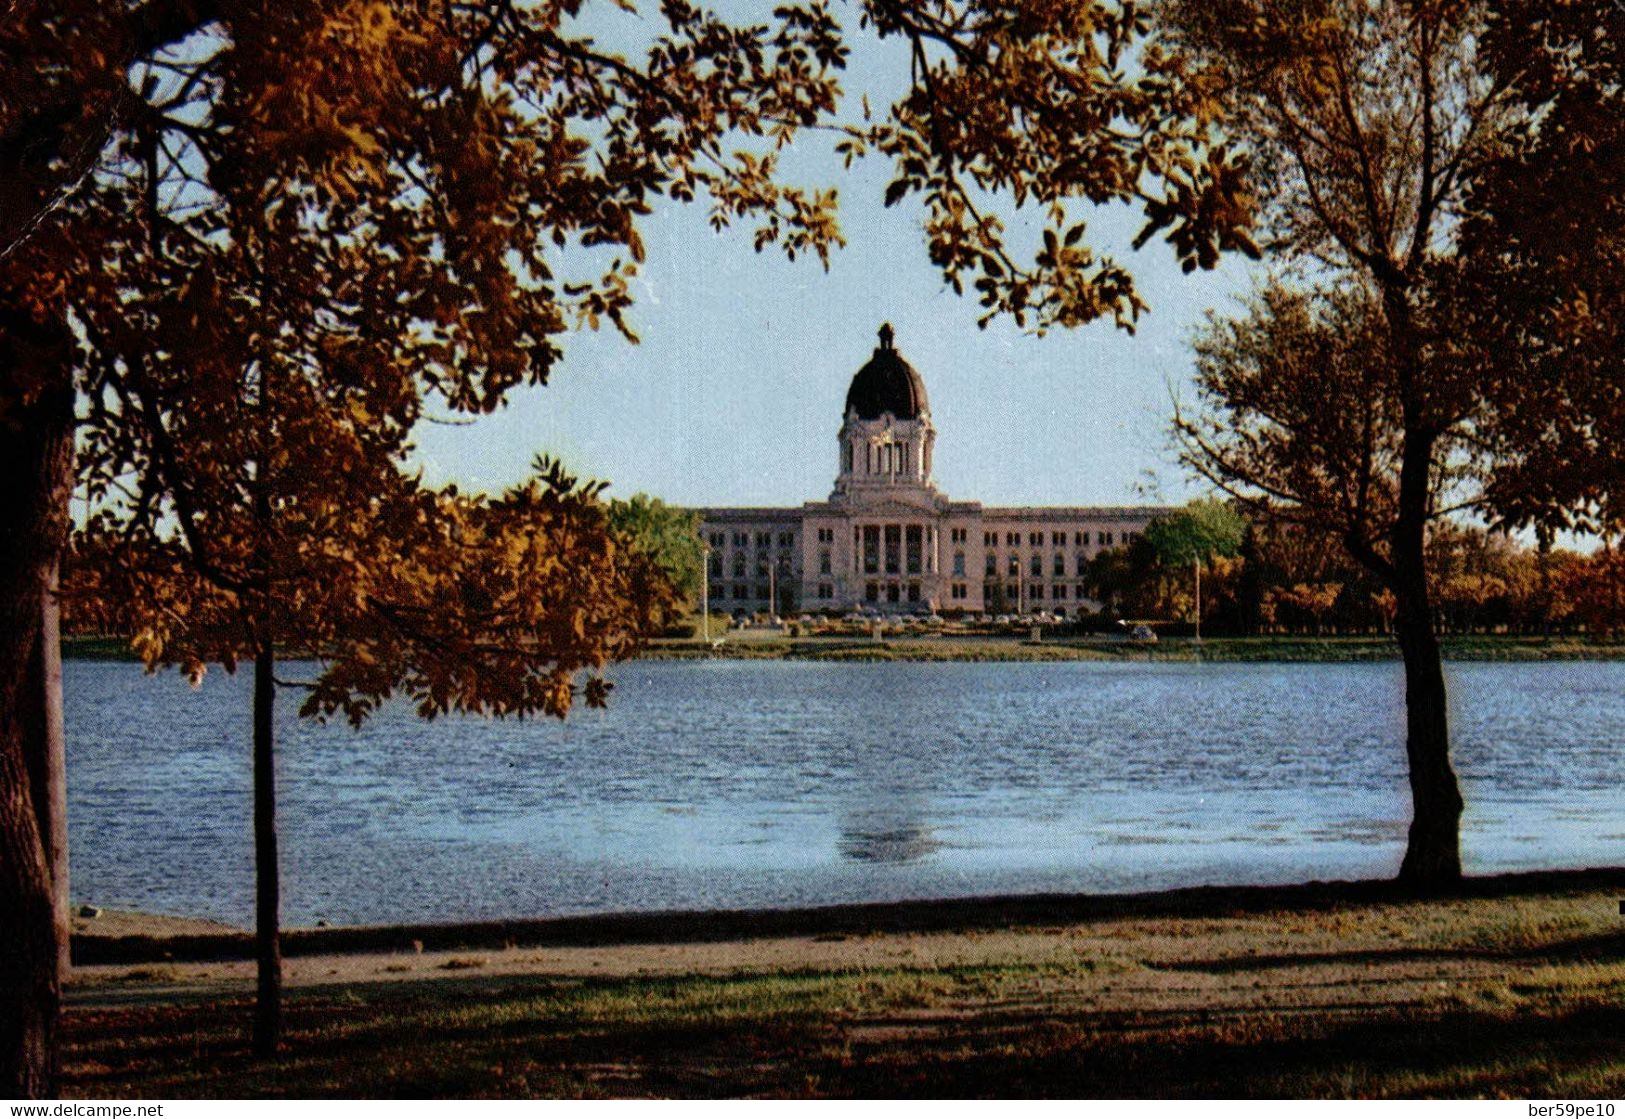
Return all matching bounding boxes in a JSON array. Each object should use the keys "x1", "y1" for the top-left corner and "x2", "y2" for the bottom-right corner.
[{"x1": 62, "y1": 877, "x2": 1625, "y2": 1098}]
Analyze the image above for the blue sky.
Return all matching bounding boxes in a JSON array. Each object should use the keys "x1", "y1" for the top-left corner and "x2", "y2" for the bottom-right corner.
[{"x1": 411, "y1": 8, "x2": 1262, "y2": 509}]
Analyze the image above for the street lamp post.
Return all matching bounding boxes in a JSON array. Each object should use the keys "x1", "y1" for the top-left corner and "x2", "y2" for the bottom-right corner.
[
  {"x1": 1194, "y1": 559, "x2": 1202, "y2": 645},
  {"x1": 701, "y1": 545, "x2": 711, "y2": 644}
]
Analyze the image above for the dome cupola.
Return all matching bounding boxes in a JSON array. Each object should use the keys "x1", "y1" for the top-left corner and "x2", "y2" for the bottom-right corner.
[
  {"x1": 844, "y1": 323, "x2": 929, "y2": 421},
  {"x1": 832, "y1": 323, "x2": 938, "y2": 498}
]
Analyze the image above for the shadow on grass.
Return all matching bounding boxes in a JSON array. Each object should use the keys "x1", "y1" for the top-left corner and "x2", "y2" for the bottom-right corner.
[
  {"x1": 1160, "y1": 929, "x2": 1625, "y2": 975},
  {"x1": 62, "y1": 959, "x2": 1625, "y2": 1099}
]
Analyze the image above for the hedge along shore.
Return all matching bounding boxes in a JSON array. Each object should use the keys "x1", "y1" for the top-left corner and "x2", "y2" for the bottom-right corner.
[{"x1": 63, "y1": 868, "x2": 1625, "y2": 1098}]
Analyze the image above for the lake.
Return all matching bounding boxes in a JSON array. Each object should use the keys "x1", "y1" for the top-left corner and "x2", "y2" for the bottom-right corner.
[{"x1": 63, "y1": 659, "x2": 1625, "y2": 927}]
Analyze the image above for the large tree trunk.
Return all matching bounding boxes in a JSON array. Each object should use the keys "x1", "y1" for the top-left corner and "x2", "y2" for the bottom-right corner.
[
  {"x1": 22, "y1": 561, "x2": 71, "y2": 984},
  {"x1": 0, "y1": 318, "x2": 74, "y2": 1097},
  {"x1": 1392, "y1": 427, "x2": 1464, "y2": 888},
  {"x1": 252, "y1": 638, "x2": 282, "y2": 1056}
]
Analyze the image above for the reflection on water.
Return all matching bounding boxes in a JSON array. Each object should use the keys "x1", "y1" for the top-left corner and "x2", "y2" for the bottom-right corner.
[
  {"x1": 839, "y1": 808, "x2": 943, "y2": 865},
  {"x1": 63, "y1": 659, "x2": 1625, "y2": 926}
]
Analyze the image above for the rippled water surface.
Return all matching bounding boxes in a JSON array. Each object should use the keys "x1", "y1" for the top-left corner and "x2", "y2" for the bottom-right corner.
[{"x1": 65, "y1": 659, "x2": 1625, "y2": 925}]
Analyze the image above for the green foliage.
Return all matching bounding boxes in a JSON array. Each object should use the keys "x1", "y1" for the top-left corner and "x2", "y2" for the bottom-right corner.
[
  {"x1": 1145, "y1": 499, "x2": 1246, "y2": 569},
  {"x1": 606, "y1": 495, "x2": 703, "y2": 610}
]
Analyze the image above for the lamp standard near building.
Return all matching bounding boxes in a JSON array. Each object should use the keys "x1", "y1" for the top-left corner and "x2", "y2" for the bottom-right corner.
[
  {"x1": 701, "y1": 545, "x2": 711, "y2": 644},
  {"x1": 1193, "y1": 560, "x2": 1203, "y2": 645}
]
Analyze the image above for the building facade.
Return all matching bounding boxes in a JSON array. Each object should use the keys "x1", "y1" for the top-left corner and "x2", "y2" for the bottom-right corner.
[{"x1": 699, "y1": 324, "x2": 1167, "y2": 616}]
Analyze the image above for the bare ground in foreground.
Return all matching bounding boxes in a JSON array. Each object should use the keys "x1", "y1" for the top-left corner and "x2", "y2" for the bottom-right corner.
[{"x1": 62, "y1": 870, "x2": 1625, "y2": 1098}]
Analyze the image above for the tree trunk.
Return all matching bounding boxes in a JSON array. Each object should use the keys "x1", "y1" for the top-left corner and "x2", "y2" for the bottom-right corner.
[
  {"x1": 1391, "y1": 428, "x2": 1464, "y2": 889},
  {"x1": 0, "y1": 336, "x2": 73, "y2": 1097},
  {"x1": 252, "y1": 638, "x2": 282, "y2": 1056},
  {"x1": 22, "y1": 561, "x2": 70, "y2": 984}
]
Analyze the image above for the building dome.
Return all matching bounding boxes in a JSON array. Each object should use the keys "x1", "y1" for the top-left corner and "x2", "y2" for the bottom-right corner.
[{"x1": 844, "y1": 323, "x2": 929, "y2": 421}]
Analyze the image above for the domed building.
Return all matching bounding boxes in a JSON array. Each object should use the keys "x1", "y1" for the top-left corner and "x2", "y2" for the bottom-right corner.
[{"x1": 698, "y1": 324, "x2": 1166, "y2": 616}]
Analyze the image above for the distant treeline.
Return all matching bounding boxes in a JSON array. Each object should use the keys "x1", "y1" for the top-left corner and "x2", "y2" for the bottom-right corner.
[{"x1": 1086, "y1": 518, "x2": 1624, "y2": 638}]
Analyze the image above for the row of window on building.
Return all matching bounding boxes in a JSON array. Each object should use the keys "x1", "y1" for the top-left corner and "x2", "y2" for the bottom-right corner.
[
  {"x1": 985, "y1": 529, "x2": 1129, "y2": 548},
  {"x1": 978, "y1": 552, "x2": 1098, "y2": 578},
  {"x1": 705, "y1": 530, "x2": 1140, "y2": 590},
  {"x1": 708, "y1": 531, "x2": 798, "y2": 550},
  {"x1": 705, "y1": 528, "x2": 1137, "y2": 558},
  {"x1": 709, "y1": 581, "x2": 1095, "y2": 604}
]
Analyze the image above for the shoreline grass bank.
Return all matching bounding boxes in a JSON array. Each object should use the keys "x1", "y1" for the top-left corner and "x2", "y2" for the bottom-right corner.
[
  {"x1": 642, "y1": 634, "x2": 1625, "y2": 663},
  {"x1": 62, "y1": 633, "x2": 1625, "y2": 664},
  {"x1": 64, "y1": 868, "x2": 1625, "y2": 1098}
]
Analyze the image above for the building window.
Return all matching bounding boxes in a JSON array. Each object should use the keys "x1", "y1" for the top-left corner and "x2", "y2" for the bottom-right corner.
[
  {"x1": 1076, "y1": 554, "x2": 1087, "y2": 576},
  {"x1": 819, "y1": 550, "x2": 832, "y2": 575},
  {"x1": 907, "y1": 583, "x2": 920, "y2": 602},
  {"x1": 818, "y1": 583, "x2": 834, "y2": 599},
  {"x1": 709, "y1": 532, "x2": 724, "y2": 548},
  {"x1": 732, "y1": 556, "x2": 746, "y2": 578},
  {"x1": 863, "y1": 525, "x2": 880, "y2": 574},
  {"x1": 986, "y1": 554, "x2": 997, "y2": 576},
  {"x1": 884, "y1": 524, "x2": 901, "y2": 574},
  {"x1": 984, "y1": 531, "x2": 996, "y2": 547},
  {"x1": 953, "y1": 552, "x2": 966, "y2": 576},
  {"x1": 1074, "y1": 531, "x2": 1084, "y2": 546},
  {"x1": 951, "y1": 583, "x2": 967, "y2": 600},
  {"x1": 1052, "y1": 532, "x2": 1064, "y2": 546},
  {"x1": 1008, "y1": 556, "x2": 1021, "y2": 578},
  {"x1": 1030, "y1": 555, "x2": 1042, "y2": 578},
  {"x1": 1006, "y1": 532, "x2": 1018, "y2": 546},
  {"x1": 1053, "y1": 553, "x2": 1065, "y2": 576},
  {"x1": 866, "y1": 582, "x2": 879, "y2": 602},
  {"x1": 709, "y1": 555, "x2": 722, "y2": 577},
  {"x1": 711, "y1": 582, "x2": 727, "y2": 599},
  {"x1": 1054, "y1": 584, "x2": 1068, "y2": 600},
  {"x1": 733, "y1": 532, "x2": 747, "y2": 547},
  {"x1": 887, "y1": 584, "x2": 901, "y2": 603},
  {"x1": 734, "y1": 584, "x2": 748, "y2": 599},
  {"x1": 817, "y1": 527, "x2": 834, "y2": 544},
  {"x1": 1077, "y1": 583, "x2": 1088, "y2": 600},
  {"x1": 1027, "y1": 531, "x2": 1040, "y2": 546},
  {"x1": 905, "y1": 525, "x2": 923, "y2": 575},
  {"x1": 1031, "y1": 583, "x2": 1045, "y2": 600},
  {"x1": 756, "y1": 558, "x2": 769, "y2": 578},
  {"x1": 778, "y1": 531, "x2": 793, "y2": 547},
  {"x1": 756, "y1": 584, "x2": 770, "y2": 600}
]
